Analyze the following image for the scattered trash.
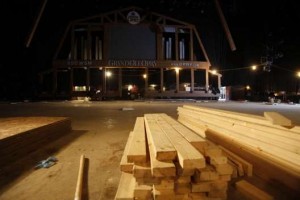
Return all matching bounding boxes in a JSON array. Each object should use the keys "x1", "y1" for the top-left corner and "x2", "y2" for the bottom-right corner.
[
  {"x1": 121, "y1": 107, "x2": 134, "y2": 111},
  {"x1": 35, "y1": 156, "x2": 58, "y2": 169}
]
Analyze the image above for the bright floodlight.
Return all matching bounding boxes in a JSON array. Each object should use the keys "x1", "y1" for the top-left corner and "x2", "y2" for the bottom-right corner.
[
  {"x1": 297, "y1": 71, "x2": 300, "y2": 77},
  {"x1": 246, "y1": 85, "x2": 251, "y2": 90},
  {"x1": 212, "y1": 69, "x2": 217, "y2": 75},
  {"x1": 143, "y1": 74, "x2": 147, "y2": 79},
  {"x1": 106, "y1": 71, "x2": 112, "y2": 77},
  {"x1": 251, "y1": 65, "x2": 257, "y2": 70}
]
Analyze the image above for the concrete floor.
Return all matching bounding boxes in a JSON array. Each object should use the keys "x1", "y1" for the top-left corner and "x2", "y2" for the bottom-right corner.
[{"x1": 0, "y1": 100, "x2": 299, "y2": 200}]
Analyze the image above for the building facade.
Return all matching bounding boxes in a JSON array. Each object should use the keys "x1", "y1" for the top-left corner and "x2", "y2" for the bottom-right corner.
[{"x1": 40, "y1": 7, "x2": 222, "y2": 99}]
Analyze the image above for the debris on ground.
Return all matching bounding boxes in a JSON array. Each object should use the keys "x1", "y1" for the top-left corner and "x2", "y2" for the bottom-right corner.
[{"x1": 35, "y1": 156, "x2": 58, "y2": 169}]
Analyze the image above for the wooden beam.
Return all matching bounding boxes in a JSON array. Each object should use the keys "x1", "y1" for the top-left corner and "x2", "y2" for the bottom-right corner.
[
  {"x1": 144, "y1": 114, "x2": 176, "y2": 161},
  {"x1": 235, "y1": 180, "x2": 274, "y2": 200},
  {"x1": 74, "y1": 154, "x2": 85, "y2": 200},
  {"x1": 264, "y1": 112, "x2": 292, "y2": 126},
  {"x1": 120, "y1": 131, "x2": 134, "y2": 173},
  {"x1": 127, "y1": 117, "x2": 147, "y2": 163},
  {"x1": 205, "y1": 129, "x2": 300, "y2": 191},
  {"x1": 214, "y1": 0, "x2": 236, "y2": 51},
  {"x1": 115, "y1": 172, "x2": 136, "y2": 200},
  {"x1": 155, "y1": 114, "x2": 206, "y2": 169}
]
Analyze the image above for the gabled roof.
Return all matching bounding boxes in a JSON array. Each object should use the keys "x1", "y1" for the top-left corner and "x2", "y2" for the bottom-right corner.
[{"x1": 71, "y1": 6, "x2": 193, "y2": 27}]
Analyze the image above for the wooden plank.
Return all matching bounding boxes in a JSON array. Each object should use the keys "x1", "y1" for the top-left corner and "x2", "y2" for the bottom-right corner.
[
  {"x1": 145, "y1": 122, "x2": 176, "y2": 177},
  {"x1": 181, "y1": 105, "x2": 300, "y2": 135},
  {"x1": 134, "y1": 183, "x2": 152, "y2": 200},
  {"x1": 127, "y1": 117, "x2": 147, "y2": 163},
  {"x1": 120, "y1": 131, "x2": 134, "y2": 173},
  {"x1": 264, "y1": 112, "x2": 292, "y2": 126},
  {"x1": 160, "y1": 114, "x2": 208, "y2": 153},
  {"x1": 74, "y1": 154, "x2": 85, "y2": 200},
  {"x1": 205, "y1": 129, "x2": 300, "y2": 191},
  {"x1": 155, "y1": 114, "x2": 206, "y2": 169},
  {"x1": 235, "y1": 180, "x2": 274, "y2": 200},
  {"x1": 178, "y1": 107, "x2": 300, "y2": 149},
  {"x1": 219, "y1": 145, "x2": 252, "y2": 176},
  {"x1": 178, "y1": 110, "x2": 300, "y2": 167},
  {"x1": 114, "y1": 172, "x2": 135, "y2": 200},
  {"x1": 177, "y1": 115, "x2": 207, "y2": 138},
  {"x1": 144, "y1": 114, "x2": 176, "y2": 161}
]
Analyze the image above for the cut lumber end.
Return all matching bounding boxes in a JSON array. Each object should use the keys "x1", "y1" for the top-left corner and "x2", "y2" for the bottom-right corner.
[
  {"x1": 264, "y1": 112, "x2": 292, "y2": 126},
  {"x1": 235, "y1": 180, "x2": 274, "y2": 200}
]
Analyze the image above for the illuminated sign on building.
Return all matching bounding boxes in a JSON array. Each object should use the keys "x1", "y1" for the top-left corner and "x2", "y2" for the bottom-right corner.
[{"x1": 127, "y1": 11, "x2": 141, "y2": 25}]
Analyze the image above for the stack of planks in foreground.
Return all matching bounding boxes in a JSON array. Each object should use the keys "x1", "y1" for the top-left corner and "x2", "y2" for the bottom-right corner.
[
  {"x1": 177, "y1": 105, "x2": 300, "y2": 192},
  {"x1": 115, "y1": 114, "x2": 234, "y2": 200}
]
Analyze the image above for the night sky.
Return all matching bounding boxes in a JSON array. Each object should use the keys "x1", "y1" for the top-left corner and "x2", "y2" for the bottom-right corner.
[{"x1": 1, "y1": 0, "x2": 300, "y2": 100}]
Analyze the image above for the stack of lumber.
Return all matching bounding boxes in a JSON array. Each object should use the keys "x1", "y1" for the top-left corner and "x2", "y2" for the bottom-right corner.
[
  {"x1": 177, "y1": 105, "x2": 300, "y2": 192},
  {"x1": 0, "y1": 117, "x2": 71, "y2": 169},
  {"x1": 115, "y1": 114, "x2": 233, "y2": 200}
]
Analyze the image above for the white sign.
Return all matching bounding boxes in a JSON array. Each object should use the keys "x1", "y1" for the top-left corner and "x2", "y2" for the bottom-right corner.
[{"x1": 127, "y1": 11, "x2": 141, "y2": 25}]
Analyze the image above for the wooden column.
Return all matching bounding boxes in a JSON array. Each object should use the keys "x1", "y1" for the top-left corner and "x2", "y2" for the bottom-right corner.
[
  {"x1": 175, "y1": 28, "x2": 179, "y2": 60},
  {"x1": 86, "y1": 67, "x2": 90, "y2": 92},
  {"x1": 71, "y1": 25, "x2": 75, "y2": 60},
  {"x1": 156, "y1": 28, "x2": 163, "y2": 60},
  {"x1": 119, "y1": 68, "x2": 122, "y2": 97},
  {"x1": 103, "y1": 25, "x2": 109, "y2": 60},
  {"x1": 70, "y1": 68, "x2": 73, "y2": 94},
  {"x1": 206, "y1": 70, "x2": 209, "y2": 92},
  {"x1": 53, "y1": 69, "x2": 57, "y2": 95},
  {"x1": 87, "y1": 26, "x2": 92, "y2": 60},
  {"x1": 160, "y1": 68, "x2": 164, "y2": 92},
  {"x1": 103, "y1": 67, "x2": 107, "y2": 94},
  {"x1": 190, "y1": 28, "x2": 194, "y2": 61},
  {"x1": 218, "y1": 74, "x2": 222, "y2": 89},
  {"x1": 191, "y1": 68, "x2": 194, "y2": 93},
  {"x1": 176, "y1": 69, "x2": 180, "y2": 92},
  {"x1": 144, "y1": 68, "x2": 148, "y2": 94}
]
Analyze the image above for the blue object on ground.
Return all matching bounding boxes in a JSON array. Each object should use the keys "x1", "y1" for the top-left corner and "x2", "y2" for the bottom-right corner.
[{"x1": 35, "y1": 156, "x2": 58, "y2": 169}]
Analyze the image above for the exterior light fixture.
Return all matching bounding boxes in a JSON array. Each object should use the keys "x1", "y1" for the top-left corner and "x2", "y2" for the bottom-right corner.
[
  {"x1": 297, "y1": 71, "x2": 300, "y2": 77},
  {"x1": 251, "y1": 65, "x2": 257, "y2": 70},
  {"x1": 143, "y1": 74, "x2": 147, "y2": 79},
  {"x1": 246, "y1": 85, "x2": 251, "y2": 90},
  {"x1": 106, "y1": 71, "x2": 112, "y2": 77},
  {"x1": 212, "y1": 69, "x2": 217, "y2": 75},
  {"x1": 175, "y1": 68, "x2": 180, "y2": 73}
]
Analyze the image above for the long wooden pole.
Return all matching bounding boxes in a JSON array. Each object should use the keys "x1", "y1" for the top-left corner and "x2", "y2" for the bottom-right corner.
[
  {"x1": 26, "y1": 0, "x2": 48, "y2": 48},
  {"x1": 214, "y1": 0, "x2": 236, "y2": 51},
  {"x1": 74, "y1": 154, "x2": 85, "y2": 200}
]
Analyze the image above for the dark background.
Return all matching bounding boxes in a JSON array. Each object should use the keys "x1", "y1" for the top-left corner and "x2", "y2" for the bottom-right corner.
[{"x1": 1, "y1": 0, "x2": 300, "y2": 100}]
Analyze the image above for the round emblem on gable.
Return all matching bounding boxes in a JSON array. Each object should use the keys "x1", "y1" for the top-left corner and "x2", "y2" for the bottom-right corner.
[{"x1": 127, "y1": 11, "x2": 141, "y2": 25}]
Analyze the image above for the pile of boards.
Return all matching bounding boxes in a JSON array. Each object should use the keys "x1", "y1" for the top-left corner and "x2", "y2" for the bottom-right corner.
[
  {"x1": 177, "y1": 105, "x2": 300, "y2": 192},
  {"x1": 115, "y1": 113, "x2": 234, "y2": 200}
]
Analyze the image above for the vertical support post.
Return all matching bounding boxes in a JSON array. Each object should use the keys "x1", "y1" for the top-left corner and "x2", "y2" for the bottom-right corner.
[
  {"x1": 119, "y1": 68, "x2": 122, "y2": 98},
  {"x1": 86, "y1": 67, "x2": 90, "y2": 93},
  {"x1": 160, "y1": 68, "x2": 164, "y2": 92},
  {"x1": 70, "y1": 68, "x2": 74, "y2": 94},
  {"x1": 190, "y1": 28, "x2": 194, "y2": 61},
  {"x1": 53, "y1": 69, "x2": 57, "y2": 95},
  {"x1": 176, "y1": 69, "x2": 180, "y2": 92},
  {"x1": 175, "y1": 28, "x2": 179, "y2": 60},
  {"x1": 218, "y1": 74, "x2": 222, "y2": 90},
  {"x1": 144, "y1": 68, "x2": 148, "y2": 94},
  {"x1": 156, "y1": 27, "x2": 163, "y2": 60},
  {"x1": 191, "y1": 68, "x2": 194, "y2": 93},
  {"x1": 87, "y1": 26, "x2": 91, "y2": 60},
  {"x1": 74, "y1": 154, "x2": 85, "y2": 200},
  {"x1": 103, "y1": 67, "x2": 107, "y2": 94},
  {"x1": 206, "y1": 70, "x2": 209, "y2": 92},
  {"x1": 71, "y1": 25, "x2": 75, "y2": 60}
]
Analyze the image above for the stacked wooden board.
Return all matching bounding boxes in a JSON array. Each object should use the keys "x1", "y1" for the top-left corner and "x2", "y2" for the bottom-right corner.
[
  {"x1": 0, "y1": 117, "x2": 71, "y2": 168},
  {"x1": 177, "y1": 105, "x2": 300, "y2": 192},
  {"x1": 115, "y1": 114, "x2": 234, "y2": 200}
]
